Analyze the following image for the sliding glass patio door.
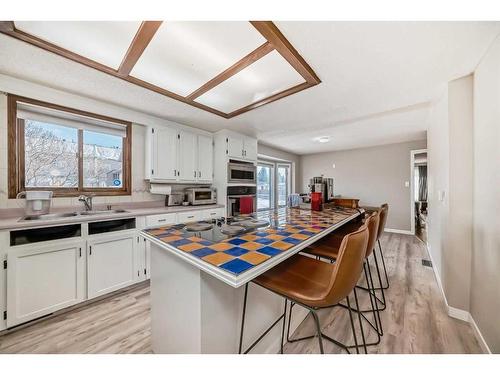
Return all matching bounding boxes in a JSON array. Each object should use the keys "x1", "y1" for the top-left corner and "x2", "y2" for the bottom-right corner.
[{"x1": 257, "y1": 161, "x2": 292, "y2": 211}]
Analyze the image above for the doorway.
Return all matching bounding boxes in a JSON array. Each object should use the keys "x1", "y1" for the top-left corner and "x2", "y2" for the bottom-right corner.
[
  {"x1": 411, "y1": 149, "x2": 428, "y2": 242},
  {"x1": 257, "y1": 161, "x2": 292, "y2": 211}
]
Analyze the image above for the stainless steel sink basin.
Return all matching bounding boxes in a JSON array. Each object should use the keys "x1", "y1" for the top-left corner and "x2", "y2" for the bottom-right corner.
[
  {"x1": 20, "y1": 212, "x2": 79, "y2": 221},
  {"x1": 19, "y1": 209, "x2": 129, "y2": 221},
  {"x1": 79, "y1": 209, "x2": 128, "y2": 215}
]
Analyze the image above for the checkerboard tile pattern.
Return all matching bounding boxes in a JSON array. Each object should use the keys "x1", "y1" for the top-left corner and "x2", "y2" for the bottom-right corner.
[{"x1": 144, "y1": 207, "x2": 358, "y2": 276}]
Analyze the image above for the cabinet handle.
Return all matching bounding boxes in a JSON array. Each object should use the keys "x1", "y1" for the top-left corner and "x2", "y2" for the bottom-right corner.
[
  {"x1": 173, "y1": 169, "x2": 176, "y2": 176},
  {"x1": 194, "y1": 171, "x2": 196, "y2": 178},
  {"x1": 198, "y1": 171, "x2": 201, "y2": 178},
  {"x1": 89, "y1": 246, "x2": 92, "y2": 255},
  {"x1": 158, "y1": 219, "x2": 167, "y2": 222},
  {"x1": 79, "y1": 247, "x2": 82, "y2": 257},
  {"x1": 187, "y1": 215, "x2": 194, "y2": 218}
]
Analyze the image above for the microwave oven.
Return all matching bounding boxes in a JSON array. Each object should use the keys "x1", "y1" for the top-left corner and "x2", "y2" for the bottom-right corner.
[
  {"x1": 227, "y1": 161, "x2": 256, "y2": 184},
  {"x1": 185, "y1": 188, "x2": 217, "y2": 206}
]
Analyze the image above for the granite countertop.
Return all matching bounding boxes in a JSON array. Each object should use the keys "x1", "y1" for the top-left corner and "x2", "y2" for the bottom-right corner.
[
  {"x1": 0, "y1": 202, "x2": 225, "y2": 231},
  {"x1": 141, "y1": 207, "x2": 363, "y2": 287}
]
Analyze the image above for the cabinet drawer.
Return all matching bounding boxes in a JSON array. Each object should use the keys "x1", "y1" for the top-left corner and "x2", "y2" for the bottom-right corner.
[
  {"x1": 177, "y1": 211, "x2": 201, "y2": 223},
  {"x1": 145, "y1": 213, "x2": 177, "y2": 228},
  {"x1": 200, "y1": 208, "x2": 224, "y2": 220}
]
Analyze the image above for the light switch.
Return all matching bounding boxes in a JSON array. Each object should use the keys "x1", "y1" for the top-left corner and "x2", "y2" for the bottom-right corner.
[
  {"x1": 332, "y1": 163, "x2": 336, "y2": 169},
  {"x1": 438, "y1": 190, "x2": 446, "y2": 202},
  {"x1": 404, "y1": 181, "x2": 409, "y2": 188}
]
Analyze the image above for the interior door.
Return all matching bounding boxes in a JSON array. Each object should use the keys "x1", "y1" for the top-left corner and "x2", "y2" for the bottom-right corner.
[
  {"x1": 152, "y1": 127, "x2": 178, "y2": 180},
  {"x1": 178, "y1": 131, "x2": 197, "y2": 182},
  {"x1": 87, "y1": 232, "x2": 136, "y2": 299},
  {"x1": 227, "y1": 136, "x2": 244, "y2": 158},
  {"x1": 197, "y1": 135, "x2": 213, "y2": 182},
  {"x1": 7, "y1": 239, "x2": 85, "y2": 327}
]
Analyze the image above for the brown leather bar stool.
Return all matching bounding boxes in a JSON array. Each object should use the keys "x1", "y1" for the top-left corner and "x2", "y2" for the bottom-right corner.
[
  {"x1": 302, "y1": 212, "x2": 384, "y2": 343},
  {"x1": 238, "y1": 225, "x2": 369, "y2": 354}
]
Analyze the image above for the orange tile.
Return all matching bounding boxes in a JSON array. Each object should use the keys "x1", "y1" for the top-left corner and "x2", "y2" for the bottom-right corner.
[
  {"x1": 240, "y1": 252, "x2": 270, "y2": 265},
  {"x1": 209, "y1": 242, "x2": 235, "y2": 251},
  {"x1": 186, "y1": 236, "x2": 204, "y2": 242},
  {"x1": 239, "y1": 242, "x2": 263, "y2": 251},
  {"x1": 160, "y1": 235, "x2": 183, "y2": 243},
  {"x1": 271, "y1": 241, "x2": 294, "y2": 250},
  {"x1": 202, "y1": 252, "x2": 234, "y2": 266},
  {"x1": 240, "y1": 234, "x2": 259, "y2": 241},
  {"x1": 290, "y1": 233, "x2": 310, "y2": 240},
  {"x1": 178, "y1": 242, "x2": 205, "y2": 252},
  {"x1": 266, "y1": 234, "x2": 285, "y2": 241}
]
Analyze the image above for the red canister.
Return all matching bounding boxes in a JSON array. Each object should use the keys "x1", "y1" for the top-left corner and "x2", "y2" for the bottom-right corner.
[{"x1": 311, "y1": 192, "x2": 323, "y2": 211}]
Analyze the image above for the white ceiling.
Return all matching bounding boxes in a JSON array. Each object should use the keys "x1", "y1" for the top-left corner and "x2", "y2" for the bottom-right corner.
[{"x1": 1, "y1": 21, "x2": 499, "y2": 155}]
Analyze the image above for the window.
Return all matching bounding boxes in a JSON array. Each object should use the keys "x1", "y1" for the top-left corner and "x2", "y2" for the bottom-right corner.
[
  {"x1": 257, "y1": 160, "x2": 292, "y2": 211},
  {"x1": 8, "y1": 95, "x2": 131, "y2": 197}
]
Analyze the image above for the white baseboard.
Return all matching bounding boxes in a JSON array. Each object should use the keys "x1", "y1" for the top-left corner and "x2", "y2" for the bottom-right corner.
[
  {"x1": 448, "y1": 306, "x2": 470, "y2": 322},
  {"x1": 384, "y1": 228, "x2": 413, "y2": 235},
  {"x1": 424, "y1": 244, "x2": 492, "y2": 354},
  {"x1": 470, "y1": 315, "x2": 492, "y2": 354}
]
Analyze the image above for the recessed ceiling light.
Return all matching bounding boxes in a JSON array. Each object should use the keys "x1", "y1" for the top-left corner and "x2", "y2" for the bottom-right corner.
[{"x1": 318, "y1": 136, "x2": 330, "y2": 143}]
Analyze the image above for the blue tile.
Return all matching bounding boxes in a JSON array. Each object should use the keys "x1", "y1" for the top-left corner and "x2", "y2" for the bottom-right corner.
[
  {"x1": 220, "y1": 258, "x2": 254, "y2": 274},
  {"x1": 254, "y1": 231, "x2": 269, "y2": 237},
  {"x1": 224, "y1": 247, "x2": 249, "y2": 257},
  {"x1": 190, "y1": 247, "x2": 216, "y2": 258},
  {"x1": 257, "y1": 246, "x2": 282, "y2": 257},
  {"x1": 299, "y1": 230, "x2": 315, "y2": 236},
  {"x1": 282, "y1": 237, "x2": 301, "y2": 245},
  {"x1": 170, "y1": 239, "x2": 191, "y2": 247},
  {"x1": 276, "y1": 231, "x2": 292, "y2": 237},
  {"x1": 255, "y1": 237, "x2": 274, "y2": 245},
  {"x1": 228, "y1": 238, "x2": 246, "y2": 245},
  {"x1": 199, "y1": 240, "x2": 213, "y2": 246}
]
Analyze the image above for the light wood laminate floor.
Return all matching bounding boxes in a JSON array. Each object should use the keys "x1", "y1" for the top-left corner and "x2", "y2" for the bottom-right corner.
[{"x1": 0, "y1": 233, "x2": 482, "y2": 354}]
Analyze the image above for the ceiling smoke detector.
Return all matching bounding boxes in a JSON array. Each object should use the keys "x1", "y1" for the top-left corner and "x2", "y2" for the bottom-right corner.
[{"x1": 318, "y1": 136, "x2": 330, "y2": 143}]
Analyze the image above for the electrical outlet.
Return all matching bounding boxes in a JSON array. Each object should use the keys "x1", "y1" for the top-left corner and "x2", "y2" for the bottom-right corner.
[{"x1": 404, "y1": 181, "x2": 410, "y2": 187}]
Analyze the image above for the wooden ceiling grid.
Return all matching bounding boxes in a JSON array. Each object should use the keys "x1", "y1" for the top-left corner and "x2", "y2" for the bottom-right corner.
[{"x1": 0, "y1": 21, "x2": 321, "y2": 118}]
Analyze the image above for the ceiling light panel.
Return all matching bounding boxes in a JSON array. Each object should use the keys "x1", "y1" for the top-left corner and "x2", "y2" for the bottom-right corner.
[
  {"x1": 130, "y1": 22, "x2": 266, "y2": 97},
  {"x1": 194, "y1": 50, "x2": 306, "y2": 113},
  {"x1": 15, "y1": 21, "x2": 141, "y2": 69}
]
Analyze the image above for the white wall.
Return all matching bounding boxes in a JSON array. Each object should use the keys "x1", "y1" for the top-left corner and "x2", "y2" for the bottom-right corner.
[
  {"x1": 300, "y1": 140, "x2": 427, "y2": 232},
  {"x1": 470, "y1": 35, "x2": 500, "y2": 353}
]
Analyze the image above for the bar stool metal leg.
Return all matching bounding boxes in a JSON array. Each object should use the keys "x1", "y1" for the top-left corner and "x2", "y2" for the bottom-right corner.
[
  {"x1": 345, "y1": 295, "x2": 360, "y2": 354},
  {"x1": 238, "y1": 283, "x2": 249, "y2": 354},
  {"x1": 372, "y1": 249, "x2": 387, "y2": 310},
  {"x1": 310, "y1": 310, "x2": 324, "y2": 354},
  {"x1": 353, "y1": 288, "x2": 368, "y2": 353},
  {"x1": 378, "y1": 239, "x2": 390, "y2": 289}
]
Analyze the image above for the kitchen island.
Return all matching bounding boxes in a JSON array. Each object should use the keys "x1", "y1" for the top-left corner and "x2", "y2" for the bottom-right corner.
[{"x1": 140, "y1": 207, "x2": 362, "y2": 354}]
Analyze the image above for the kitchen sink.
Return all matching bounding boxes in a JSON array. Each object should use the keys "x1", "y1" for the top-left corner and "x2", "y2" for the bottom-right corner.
[
  {"x1": 79, "y1": 209, "x2": 128, "y2": 215},
  {"x1": 19, "y1": 209, "x2": 129, "y2": 221}
]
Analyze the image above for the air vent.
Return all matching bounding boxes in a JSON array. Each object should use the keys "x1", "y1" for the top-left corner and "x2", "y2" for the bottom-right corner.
[{"x1": 422, "y1": 259, "x2": 433, "y2": 268}]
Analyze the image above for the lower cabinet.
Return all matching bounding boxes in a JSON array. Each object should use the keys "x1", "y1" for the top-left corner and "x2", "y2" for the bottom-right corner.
[
  {"x1": 6, "y1": 239, "x2": 86, "y2": 327},
  {"x1": 87, "y1": 231, "x2": 138, "y2": 299}
]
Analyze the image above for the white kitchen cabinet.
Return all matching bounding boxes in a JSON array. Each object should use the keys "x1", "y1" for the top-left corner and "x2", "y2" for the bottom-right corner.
[
  {"x1": 87, "y1": 231, "x2": 137, "y2": 299},
  {"x1": 226, "y1": 134, "x2": 257, "y2": 161},
  {"x1": 147, "y1": 126, "x2": 213, "y2": 184},
  {"x1": 178, "y1": 131, "x2": 198, "y2": 182},
  {"x1": 6, "y1": 239, "x2": 86, "y2": 327},
  {"x1": 200, "y1": 208, "x2": 225, "y2": 220},
  {"x1": 151, "y1": 126, "x2": 178, "y2": 181},
  {"x1": 227, "y1": 136, "x2": 245, "y2": 159},
  {"x1": 145, "y1": 213, "x2": 177, "y2": 228},
  {"x1": 177, "y1": 211, "x2": 202, "y2": 223},
  {"x1": 197, "y1": 134, "x2": 214, "y2": 182}
]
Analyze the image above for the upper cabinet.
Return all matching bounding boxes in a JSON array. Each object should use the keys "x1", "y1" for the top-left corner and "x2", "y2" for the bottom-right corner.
[
  {"x1": 146, "y1": 126, "x2": 213, "y2": 184},
  {"x1": 226, "y1": 134, "x2": 258, "y2": 161}
]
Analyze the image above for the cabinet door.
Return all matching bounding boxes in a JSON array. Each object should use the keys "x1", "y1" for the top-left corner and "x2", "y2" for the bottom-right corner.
[
  {"x1": 152, "y1": 127, "x2": 178, "y2": 181},
  {"x1": 197, "y1": 135, "x2": 213, "y2": 182},
  {"x1": 200, "y1": 208, "x2": 225, "y2": 220},
  {"x1": 177, "y1": 211, "x2": 202, "y2": 223},
  {"x1": 178, "y1": 131, "x2": 197, "y2": 182},
  {"x1": 243, "y1": 138, "x2": 258, "y2": 161},
  {"x1": 7, "y1": 239, "x2": 85, "y2": 327},
  {"x1": 227, "y1": 136, "x2": 244, "y2": 158},
  {"x1": 87, "y1": 232, "x2": 136, "y2": 299}
]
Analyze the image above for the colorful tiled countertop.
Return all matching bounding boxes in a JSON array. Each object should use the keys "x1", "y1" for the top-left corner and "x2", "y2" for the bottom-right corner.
[{"x1": 141, "y1": 207, "x2": 362, "y2": 288}]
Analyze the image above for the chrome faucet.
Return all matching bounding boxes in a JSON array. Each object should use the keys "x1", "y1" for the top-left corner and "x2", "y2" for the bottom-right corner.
[{"x1": 78, "y1": 195, "x2": 93, "y2": 211}]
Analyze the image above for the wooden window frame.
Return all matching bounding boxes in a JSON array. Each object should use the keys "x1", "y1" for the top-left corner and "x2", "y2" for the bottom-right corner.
[{"x1": 7, "y1": 94, "x2": 132, "y2": 198}]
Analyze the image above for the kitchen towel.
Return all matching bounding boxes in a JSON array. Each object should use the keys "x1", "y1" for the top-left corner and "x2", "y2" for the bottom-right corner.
[{"x1": 240, "y1": 196, "x2": 254, "y2": 214}]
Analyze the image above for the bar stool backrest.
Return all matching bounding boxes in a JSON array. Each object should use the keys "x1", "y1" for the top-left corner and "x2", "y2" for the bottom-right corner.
[
  {"x1": 365, "y1": 211, "x2": 380, "y2": 258},
  {"x1": 322, "y1": 225, "x2": 369, "y2": 306},
  {"x1": 376, "y1": 203, "x2": 389, "y2": 240}
]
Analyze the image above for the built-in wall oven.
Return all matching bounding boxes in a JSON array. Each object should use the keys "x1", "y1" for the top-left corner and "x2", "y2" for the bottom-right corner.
[
  {"x1": 227, "y1": 186, "x2": 256, "y2": 217},
  {"x1": 227, "y1": 161, "x2": 256, "y2": 184}
]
